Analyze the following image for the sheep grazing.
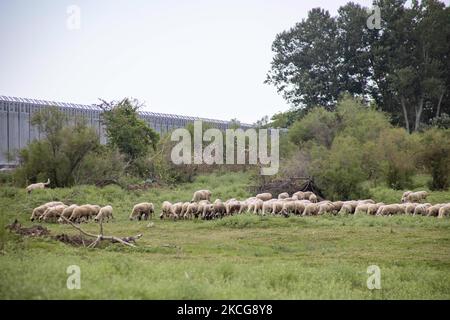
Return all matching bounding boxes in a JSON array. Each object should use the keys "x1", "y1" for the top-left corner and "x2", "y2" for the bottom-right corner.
[
  {"x1": 426, "y1": 204, "x2": 445, "y2": 217},
  {"x1": 402, "y1": 191, "x2": 428, "y2": 203},
  {"x1": 69, "y1": 204, "x2": 101, "y2": 223},
  {"x1": 401, "y1": 191, "x2": 412, "y2": 200},
  {"x1": 294, "y1": 200, "x2": 310, "y2": 215},
  {"x1": 438, "y1": 204, "x2": 450, "y2": 219},
  {"x1": 318, "y1": 202, "x2": 334, "y2": 215},
  {"x1": 248, "y1": 199, "x2": 264, "y2": 215},
  {"x1": 413, "y1": 203, "x2": 431, "y2": 216},
  {"x1": 367, "y1": 203, "x2": 384, "y2": 215},
  {"x1": 170, "y1": 202, "x2": 184, "y2": 219},
  {"x1": 58, "y1": 204, "x2": 78, "y2": 223},
  {"x1": 95, "y1": 205, "x2": 114, "y2": 223},
  {"x1": 225, "y1": 199, "x2": 240, "y2": 216},
  {"x1": 201, "y1": 203, "x2": 215, "y2": 220},
  {"x1": 403, "y1": 202, "x2": 419, "y2": 215},
  {"x1": 292, "y1": 191, "x2": 304, "y2": 200},
  {"x1": 256, "y1": 193, "x2": 272, "y2": 201},
  {"x1": 354, "y1": 203, "x2": 370, "y2": 215},
  {"x1": 303, "y1": 203, "x2": 319, "y2": 216},
  {"x1": 192, "y1": 190, "x2": 212, "y2": 202},
  {"x1": 213, "y1": 199, "x2": 226, "y2": 218},
  {"x1": 376, "y1": 204, "x2": 403, "y2": 216},
  {"x1": 30, "y1": 201, "x2": 64, "y2": 221},
  {"x1": 238, "y1": 200, "x2": 249, "y2": 214},
  {"x1": 26, "y1": 178, "x2": 50, "y2": 194},
  {"x1": 271, "y1": 200, "x2": 285, "y2": 216},
  {"x1": 338, "y1": 201, "x2": 358, "y2": 215},
  {"x1": 309, "y1": 194, "x2": 318, "y2": 203},
  {"x1": 129, "y1": 202, "x2": 154, "y2": 221},
  {"x1": 278, "y1": 192, "x2": 289, "y2": 200},
  {"x1": 40, "y1": 205, "x2": 68, "y2": 222},
  {"x1": 331, "y1": 201, "x2": 344, "y2": 212},
  {"x1": 261, "y1": 199, "x2": 277, "y2": 215},
  {"x1": 184, "y1": 202, "x2": 199, "y2": 219},
  {"x1": 281, "y1": 200, "x2": 297, "y2": 216},
  {"x1": 180, "y1": 202, "x2": 190, "y2": 218},
  {"x1": 161, "y1": 201, "x2": 173, "y2": 219}
]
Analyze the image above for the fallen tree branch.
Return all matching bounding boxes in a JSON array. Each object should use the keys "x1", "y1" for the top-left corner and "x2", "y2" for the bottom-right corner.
[{"x1": 60, "y1": 216, "x2": 142, "y2": 248}]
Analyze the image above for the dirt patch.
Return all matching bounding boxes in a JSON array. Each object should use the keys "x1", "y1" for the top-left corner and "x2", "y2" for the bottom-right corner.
[
  {"x1": 6, "y1": 219, "x2": 50, "y2": 237},
  {"x1": 53, "y1": 233, "x2": 95, "y2": 247}
]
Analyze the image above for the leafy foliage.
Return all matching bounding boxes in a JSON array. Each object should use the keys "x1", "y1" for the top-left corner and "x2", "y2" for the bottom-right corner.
[
  {"x1": 266, "y1": 0, "x2": 450, "y2": 132},
  {"x1": 100, "y1": 98, "x2": 159, "y2": 161},
  {"x1": 14, "y1": 107, "x2": 100, "y2": 187},
  {"x1": 416, "y1": 128, "x2": 450, "y2": 190}
]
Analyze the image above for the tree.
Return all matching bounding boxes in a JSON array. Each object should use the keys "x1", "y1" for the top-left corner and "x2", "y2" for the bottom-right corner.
[
  {"x1": 15, "y1": 107, "x2": 100, "y2": 187},
  {"x1": 266, "y1": 0, "x2": 450, "y2": 132},
  {"x1": 266, "y1": 8, "x2": 340, "y2": 109},
  {"x1": 380, "y1": 0, "x2": 450, "y2": 132},
  {"x1": 100, "y1": 98, "x2": 159, "y2": 161}
]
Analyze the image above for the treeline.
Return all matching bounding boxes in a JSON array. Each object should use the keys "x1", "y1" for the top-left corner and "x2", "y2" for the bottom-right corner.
[
  {"x1": 263, "y1": 0, "x2": 450, "y2": 132},
  {"x1": 12, "y1": 99, "x2": 251, "y2": 188},
  {"x1": 268, "y1": 97, "x2": 450, "y2": 200}
]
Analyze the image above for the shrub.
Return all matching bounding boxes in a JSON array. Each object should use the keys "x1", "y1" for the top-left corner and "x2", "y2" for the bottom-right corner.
[
  {"x1": 309, "y1": 136, "x2": 369, "y2": 200},
  {"x1": 14, "y1": 107, "x2": 100, "y2": 187},
  {"x1": 375, "y1": 128, "x2": 416, "y2": 189},
  {"x1": 288, "y1": 107, "x2": 337, "y2": 148},
  {"x1": 417, "y1": 128, "x2": 450, "y2": 190}
]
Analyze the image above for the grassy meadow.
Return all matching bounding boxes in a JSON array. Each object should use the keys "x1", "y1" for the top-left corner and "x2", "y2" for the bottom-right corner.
[{"x1": 0, "y1": 172, "x2": 449, "y2": 299}]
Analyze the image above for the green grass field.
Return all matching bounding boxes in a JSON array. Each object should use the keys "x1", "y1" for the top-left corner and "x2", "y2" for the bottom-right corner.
[{"x1": 0, "y1": 172, "x2": 449, "y2": 299}]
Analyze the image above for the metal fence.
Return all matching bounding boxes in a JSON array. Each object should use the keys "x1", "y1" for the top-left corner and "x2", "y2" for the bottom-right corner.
[{"x1": 0, "y1": 95, "x2": 252, "y2": 166}]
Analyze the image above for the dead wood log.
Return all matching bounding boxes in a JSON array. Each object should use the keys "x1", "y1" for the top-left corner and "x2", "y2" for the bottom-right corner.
[{"x1": 60, "y1": 216, "x2": 142, "y2": 248}]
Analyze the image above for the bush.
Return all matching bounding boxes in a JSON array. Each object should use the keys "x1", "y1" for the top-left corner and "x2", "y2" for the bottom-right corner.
[
  {"x1": 74, "y1": 147, "x2": 127, "y2": 185},
  {"x1": 288, "y1": 107, "x2": 337, "y2": 148},
  {"x1": 417, "y1": 128, "x2": 450, "y2": 190},
  {"x1": 375, "y1": 128, "x2": 416, "y2": 189},
  {"x1": 309, "y1": 136, "x2": 370, "y2": 200},
  {"x1": 336, "y1": 97, "x2": 391, "y2": 143},
  {"x1": 14, "y1": 107, "x2": 100, "y2": 187}
]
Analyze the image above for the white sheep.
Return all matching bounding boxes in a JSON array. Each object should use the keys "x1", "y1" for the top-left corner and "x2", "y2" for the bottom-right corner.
[
  {"x1": 402, "y1": 191, "x2": 428, "y2": 203},
  {"x1": 413, "y1": 203, "x2": 431, "y2": 216},
  {"x1": 438, "y1": 204, "x2": 450, "y2": 218},
  {"x1": 40, "y1": 205, "x2": 68, "y2": 222},
  {"x1": 192, "y1": 190, "x2": 212, "y2": 202},
  {"x1": 278, "y1": 192, "x2": 289, "y2": 200},
  {"x1": 256, "y1": 193, "x2": 272, "y2": 201},
  {"x1": 95, "y1": 205, "x2": 114, "y2": 222},
  {"x1": 130, "y1": 203, "x2": 154, "y2": 221}
]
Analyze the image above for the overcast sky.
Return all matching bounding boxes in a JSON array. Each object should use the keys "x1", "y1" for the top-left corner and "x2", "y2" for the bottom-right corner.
[{"x1": 2, "y1": 0, "x2": 437, "y2": 123}]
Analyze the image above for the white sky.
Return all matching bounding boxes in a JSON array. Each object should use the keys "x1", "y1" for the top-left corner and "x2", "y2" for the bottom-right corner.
[{"x1": 0, "y1": 0, "x2": 426, "y2": 123}]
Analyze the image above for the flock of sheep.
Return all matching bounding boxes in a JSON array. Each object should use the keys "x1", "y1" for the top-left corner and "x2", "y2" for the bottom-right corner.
[{"x1": 28, "y1": 189, "x2": 450, "y2": 224}]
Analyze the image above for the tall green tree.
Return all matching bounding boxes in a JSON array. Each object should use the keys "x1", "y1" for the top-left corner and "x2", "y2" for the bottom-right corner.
[
  {"x1": 266, "y1": 0, "x2": 450, "y2": 132},
  {"x1": 100, "y1": 98, "x2": 159, "y2": 161},
  {"x1": 266, "y1": 8, "x2": 340, "y2": 109}
]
